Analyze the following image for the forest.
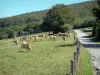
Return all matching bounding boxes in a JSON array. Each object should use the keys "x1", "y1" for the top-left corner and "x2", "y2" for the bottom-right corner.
[{"x1": 0, "y1": 1, "x2": 98, "y2": 39}]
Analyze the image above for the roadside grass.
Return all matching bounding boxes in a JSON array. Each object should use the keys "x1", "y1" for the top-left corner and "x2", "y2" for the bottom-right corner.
[
  {"x1": 77, "y1": 46, "x2": 93, "y2": 75},
  {"x1": 74, "y1": 30, "x2": 93, "y2": 75}
]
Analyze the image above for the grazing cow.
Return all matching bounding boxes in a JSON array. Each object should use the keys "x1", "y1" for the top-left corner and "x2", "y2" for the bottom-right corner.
[
  {"x1": 34, "y1": 35, "x2": 38, "y2": 42},
  {"x1": 40, "y1": 37, "x2": 44, "y2": 41},
  {"x1": 45, "y1": 34, "x2": 48, "y2": 39},
  {"x1": 58, "y1": 32, "x2": 62, "y2": 36},
  {"x1": 30, "y1": 36, "x2": 33, "y2": 40},
  {"x1": 42, "y1": 34, "x2": 48, "y2": 39},
  {"x1": 50, "y1": 35, "x2": 54, "y2": 40},
  {"x1": 43, "y1": 34, "x2": 45, "y2": 38},
  {"x1": 62, "y1": 36, "x2": 66, "y2": 41},
  {"x1": 13, "y1": 36, "x2": 18, "y2": 45},
  {"x1": 58, "y1": 32, "x2": 67, "y2": 36},
  {"x1": 14, "y1": 39, "x2": 18, "y2": 45},
  {"x1": 53, "y1": 35, "x2": 56, "y2": 40},
  {"x1": 19, "y1": 37, "x2": 22, "y2": 41},
  {"x1": 13, "y1": 36, "x2": 16, "y2": 41},
  {"x1": 68, "y1": 33, "x2": 72, "y2": 37},
  {"x1": 65, "y1": 32, "x2": 72, "y2": 37},
  {"x1": 22, "y1": 36, "x2": 27, "y2": 40},
  {"x1": 66, "y1": 33, "x2": 69, "y2": 37},
  {"x1": 50, "y1": 35, "x2": 56, "y2": 40},
  {"x1": 20, "y1": 41, "x2": 31, "y2": 51}
]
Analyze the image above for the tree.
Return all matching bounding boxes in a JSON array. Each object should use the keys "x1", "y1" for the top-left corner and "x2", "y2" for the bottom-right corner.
[
  {"x1": 0, "y1": 28, "x2": 8, "y2": 39},
  {"x1": 6, "y1": 28, "x2": 17, "y2": 38},
  {"x1": 59, "y1": 24, "x2": 73, "y2": 33},
  {"x1": 92, "y1": 21, "x2": 97, "y2": 36},
  {"x1": 92, "y1": 0, "x2": 100, "y2": 39},
  {"x1": 42, "y1": 4, "x2": 75, "y2": 33},
  {"x1": 24, "y1": 22, "x2": 41, "y2": 33}
]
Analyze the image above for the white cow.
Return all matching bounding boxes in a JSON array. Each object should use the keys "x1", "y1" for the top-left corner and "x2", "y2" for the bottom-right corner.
[{"x1": 20, "y1": 41, "x2": 31, "y2": 51}]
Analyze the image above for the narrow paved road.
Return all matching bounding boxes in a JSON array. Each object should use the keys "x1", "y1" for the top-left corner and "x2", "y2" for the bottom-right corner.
[{"x1": 74, "y1": 29, "x2": 100, "y2": 75}]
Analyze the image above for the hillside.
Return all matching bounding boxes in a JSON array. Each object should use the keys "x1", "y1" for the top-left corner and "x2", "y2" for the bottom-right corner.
[
  {"x1": 69, "y1": 1, "x2": 98, "y2": 28},
  {"x1": 70, "y1": 1, "x2": 97, "y2": 16},
  {"x1": 0, "y1": 1, "x2": 98, "y2": 39},
  {"x1": 0, "y1": 1, "x2": 97, "y2": 27}
]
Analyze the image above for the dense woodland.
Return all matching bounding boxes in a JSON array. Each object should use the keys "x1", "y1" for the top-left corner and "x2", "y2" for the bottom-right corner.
[
  {"x1": 92, "y1": 0, "x2": 100, "y2": 40},
  {"x1": 0, "y1": 1, "x2": 98, "y2": 39}
]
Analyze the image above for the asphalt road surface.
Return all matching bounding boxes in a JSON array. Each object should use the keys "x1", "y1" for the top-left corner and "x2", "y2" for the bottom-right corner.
[{"x1": 74, "y1": 29, "x2": 100, "y2": 75}]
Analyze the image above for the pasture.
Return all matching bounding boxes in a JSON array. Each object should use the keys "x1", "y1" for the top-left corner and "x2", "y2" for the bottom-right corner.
[{"x1": 0, "y1": 33, "x2": 92, "y2": 75}]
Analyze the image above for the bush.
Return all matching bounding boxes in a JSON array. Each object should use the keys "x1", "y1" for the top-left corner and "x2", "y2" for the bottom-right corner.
[{"x1": 0, "y1": 29, "x2": 8, "y2": 39}]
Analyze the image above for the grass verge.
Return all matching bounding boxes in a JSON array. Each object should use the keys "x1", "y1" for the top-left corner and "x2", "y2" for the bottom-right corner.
[{"x1": 77, "y1": 46, "x2": 93, "y2": 75}]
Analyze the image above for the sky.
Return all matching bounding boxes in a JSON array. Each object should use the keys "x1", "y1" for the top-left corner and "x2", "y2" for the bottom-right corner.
[{"x1": 0, "y1": 0, "x2": 89, "y2": 18}]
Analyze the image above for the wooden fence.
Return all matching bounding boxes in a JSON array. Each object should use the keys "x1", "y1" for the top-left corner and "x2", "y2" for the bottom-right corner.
[{"x1": 66, "y1": 40, "x2": 81, "y2": 75}]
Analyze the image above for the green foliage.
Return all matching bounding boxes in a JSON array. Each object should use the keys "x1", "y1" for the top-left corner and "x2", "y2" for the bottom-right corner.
[
  {"x1": 24, "y1": 22, "x2": 41, "y2": 33},
  {"x1": 92, "y1": 21, "x2": 97, "y2": 36},
  {"x1": 6, "y1": 28, "x2": 17, "y2": 38},
  {"x1": 59, "y1": 24, "x2": 73, "y2": 32},
  {"x1": 92, "y1": 0, "x2": 100, "y2": 40},
  {"x1": 95, "y1": 20, "x2": 100, "y2": 39},
  {"x1": 43, "y1": 4, "x2": 75, "y2": 33},
  {"x1": 74, "y1": 16, "x2": 95, "y2": 28},
  {"x1": 0, "y1": 28, "x2": 8, "y2": 39},
  {"x1": 96, "y1": 26, "x2": 100, "y2": 39},
  {"x1": 71, "y1": 1, "x2": 97, "y2": 28},
  {"x1": 0, "y1": 1, "x2": 98, "y2": 39}
]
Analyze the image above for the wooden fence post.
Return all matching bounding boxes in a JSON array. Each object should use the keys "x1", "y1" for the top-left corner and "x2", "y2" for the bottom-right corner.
[
  {"x1": 74, "y1": 35, "x2": 76, "y2": 40},
  {"x1": 66, "y1": 41, "x2": 82, "y2": 75},
  {"x1": 74, "y1": 52, "x2": 77, "y2": 72},
  {"x1": 77, "y1": 46, "x2": 79, "y2": 54},
  {"x1": 76, "y1": 48, "x2": 79, "y2": 62},
  {"x1": 71, "y1": 60, "x2": 74, "y2": 75},
  {"x1": 74, "y1": 52, "x2": 76, "y2": 63}
]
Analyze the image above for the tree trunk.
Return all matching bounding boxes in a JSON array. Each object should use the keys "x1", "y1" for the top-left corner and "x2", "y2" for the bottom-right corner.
[{"x1": 92, "y1": 23, "x2": 97, "y2": 37}]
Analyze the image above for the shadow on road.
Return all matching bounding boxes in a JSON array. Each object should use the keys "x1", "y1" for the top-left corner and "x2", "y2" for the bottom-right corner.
[
  {"x1": 82, "y1": 43, "x2": 100, "y2": 48},
  {"x1": 80, "y1": 35, "x2": 100, "y2": 48},
  {"x1": 83, "y1": 29, "x2": 92, "y2": 32},
  {"x1": 81, "y1": 39, "x2": 92, "y2": 42},
  {"x1": 81, "y1": 36, "x2": 92, "y2": 38}
]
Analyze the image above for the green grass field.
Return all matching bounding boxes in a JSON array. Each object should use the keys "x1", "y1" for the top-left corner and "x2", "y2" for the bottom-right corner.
[{"x1": 0, "y1": 33, "x2": 92, "y2": 75}]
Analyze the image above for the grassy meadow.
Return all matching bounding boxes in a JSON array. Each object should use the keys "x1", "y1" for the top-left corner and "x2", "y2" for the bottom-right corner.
[{"x1": 0, "y1": 33, "x2": 92, "y2": 75}]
